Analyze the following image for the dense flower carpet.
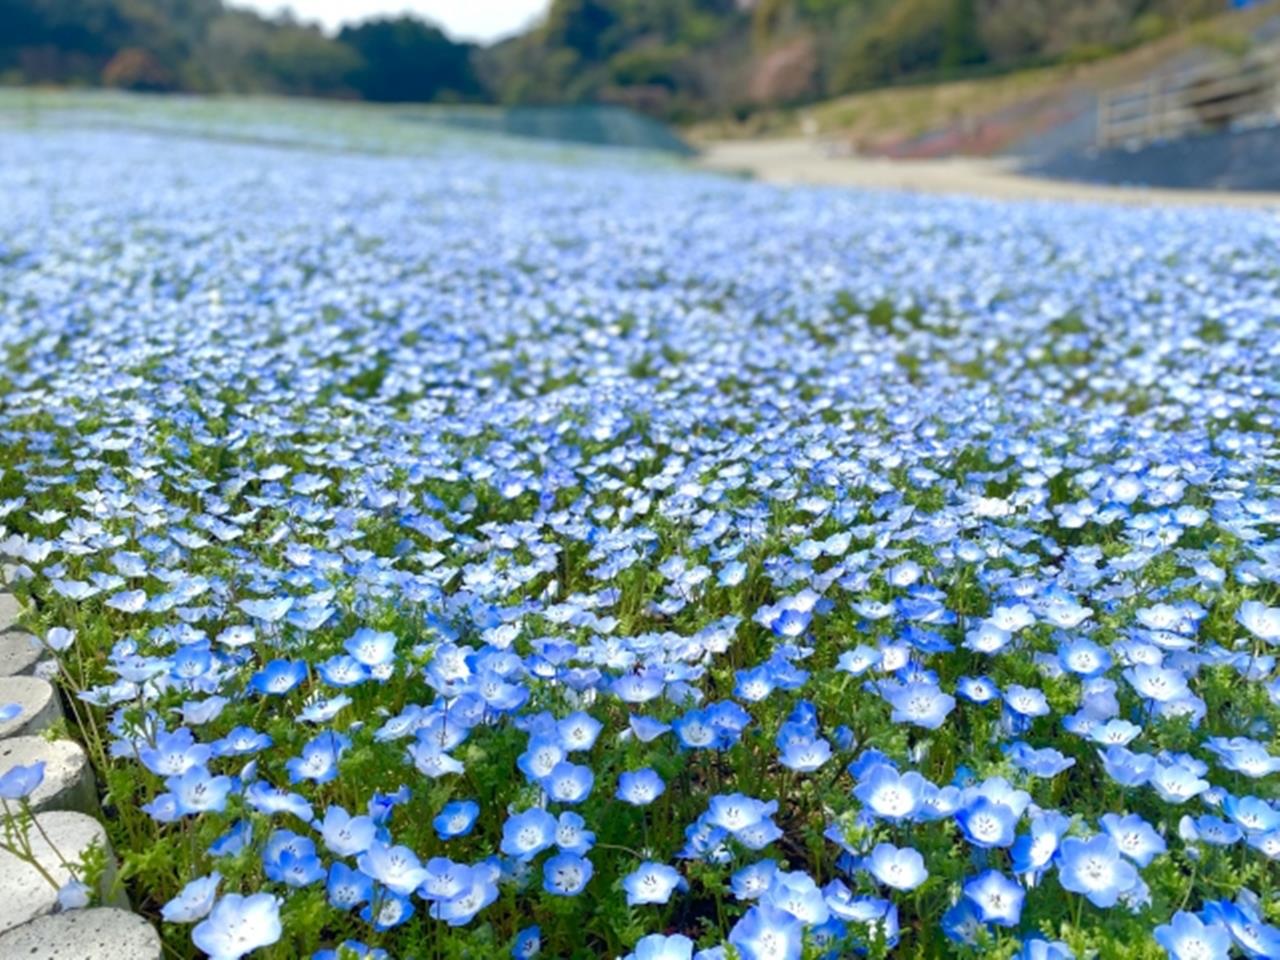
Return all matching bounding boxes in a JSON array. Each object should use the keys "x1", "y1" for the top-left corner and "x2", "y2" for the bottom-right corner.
[{"x1": 1, "y1": 118, "x2": 1279, "y2": 960}]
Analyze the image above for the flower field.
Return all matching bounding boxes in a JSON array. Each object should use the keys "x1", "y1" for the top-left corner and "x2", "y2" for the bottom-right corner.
[{"x1": 2, "y1": 110, "x2": 1280, "y2": 960}]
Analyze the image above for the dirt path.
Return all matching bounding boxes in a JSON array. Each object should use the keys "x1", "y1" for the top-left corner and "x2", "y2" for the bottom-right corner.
[{"x1": 696, "y1": 137, "x2": 1280, "y2": 209}]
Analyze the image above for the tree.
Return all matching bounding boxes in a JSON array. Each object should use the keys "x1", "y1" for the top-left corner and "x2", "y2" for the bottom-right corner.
[
  {"x1": 102, "y1": 46, "x2": 175, "y2": 90},
  {"x1": 942, "y1": 0, "x2": 986, "y2": 72},
  {"x1": 339, "y1": 16, "x2": 480, "y2": 103}
]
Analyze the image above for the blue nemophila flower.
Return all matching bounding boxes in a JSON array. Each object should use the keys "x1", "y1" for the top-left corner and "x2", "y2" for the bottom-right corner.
[
  {"x1": 320, "y1": 805, "x2": 376, "y2": 856},
  {"x1": 1011, "y1": 811, "x2": 1071, "y2": 877},
  {"x1": 160, "y1": 871, "x2": 220, "y2": 923},
  {"x1": 728, "y1": 904, "x2": 804, "y2": 960},
  {"x1": 1057, "y1": 834, "x2": 1140, "y2": 908},
  {"x1": 1222, "y1": 794, "x2": 1280, "y2": 835},
  {"x1": 612, "y1": 669, "x2": 665, "y2": 704},
  {"x1": 106, "y1": 588, "x2": 148, "y2": 612},
  {"x1": 316, "y1": 654, "x2": 368, "y2": 688},
  {"x1": 734, "y1": 815, "x2": 784, "y2": 851},
  {"x1": 734, "y1": 664, "x2": 776, "y2": 702},
  {"x1": 1100, "y1": 813, "x2": 1167, "y2": 867},
  {"x1": 138, "y1": 727, "x2": 211, "y2": 776},
  {"x1": 1003, "y1": 684, "x2": 1050, "y2": 721},
  {"x1": 956, "y1": 797, "x2": 1019, "y2": 848},
  {"x1": 542, "y1": 852, "x2": 592, "y2": 896},
  {"x1": 0, "y1": 760, "x2": 45, "y2": 799},
  {"x1": 731, "y1": 860, "x2": 777, "y2": 900},
  {"x1": 191, "y1": 893, "x2": 282, "y2": 960},
  {"x1": 433, "y1": 868, "x2": 500, "y2": 925},
  {"x1": 836, "y1": 646, "x2": 880, "y2": 676},
  {"x1": 1017, "y1": 939, "x2": 1075, "y2": 960},
  {"x1": 286, "y1": 731, "x2": 350, "y2": 785},
  {"x1": 762, "y1": 869, "x2": 828, "y2": 925},
  {"x1": 367, "y1": 787, "x2": 410, "y2": 824},
  {"x1": 326, "y1": 861, "x2": 372, "y2": 911},
  {"x1": 962, "y1": 870, "x2": 1024, "y2": 927},
  {"x1": 501, "y1": 808, "x2": 557, "y2": 861},
  {"x1": 1125, "y1": 664, "x2": 1190, "y2": 704},
  {"x1": 865, "y1": 842, "x2": 927, "y2": 891},
  {"x1": 673, "y1": 708, "x2": 719, "y2": 750},
  {"x1": 512, "y1": 926, "x2": 541, "y2": 960},
  {"x1": 434, "y1": 799, "x2": 481, "y2": 839},
  {"x1": 554, "y1": 811, "x2": 595, "y2": 855},
  {"x1": 941, "y1": 898, "x2": 985, "y2": 946},
  {"x1": 1098, "y1": 745, "x2": 1155, "y2": 786},
  {"x1": 248, "y1": 659, "x2": 306, "y2": 696},
  {"x1": 517, "y1": 737, "x2": 566, "y2": 783},
  {"x1": 356, "y1": 841, "x2": 429, "y2": 896},
  {"x1": 1088, "y1": 719, "x2": 1143, "y2": 747},
  {"x1": 167, "y1": 765, "x2": 234, "y2": 816},
  {"x1": 1006, "y1": 741, "x2": 1075, "y2": 778},
  {"x1": 1179, "y1": 814, "x2": 1242, "y2": 848},
  {"x1": 617, "y1": 768, "x2": 665, "y2": 806},
  {"x1": 238, "y1": 596, "x2": 293, "y2": 623},
  {"x1": 361, "y1": 891, "x2": 415, "y2": 931},
  {"x1": 542, "y1": 760, "x2": 594, "y2": 804},
  {"x1": 263, "y1": 830, "x2": 325, "y2": 887},
  {"x1": 208, "y1": 820, "x2": 253, "y2": 858},
  {"x1": 705, "y1": 793, "x2": 776, "y2": 835},
  {"x1": 917, "y1": 782, "x2": 963, "y2": 821},
  {"x1": 1237, "y1": 601, "x2": 1280, "y2": 644},
  {"x1": 1205, "y1": 894, "x2": 1280, "y2": 957},
  {"x1": 43, "y1": 627, "x2": 76, "y2": 652},
  {"x1": 418, "y1": 857, "x2": 474, "y2": 902},
  {"x1": 956, "y1": 675, "x2": 999, "y2": 703},
  {"x1": 1245, "y1": 829, "x2": 1280, "y2": 860},
  {"x1": 883, "y1": 681, "x2": 955, "y2": 730},
  {"x1": 854, "y1": 764, "x2": 925, "y2": 822},
  {"x1": 344, "y1": 627, "x2": 397, "y2": 669},
  {"x1": 778, "y1": 734, "x2": 831, "y2": 773},
  {"x1": 244, "y1": 782, "x2": 313, "y2": 821},
  {"x1": 625, "y1": 933, "x2": 695, "y2": 960},
  {"x1": 1058, "y1": 637, "x2": 1112, "y2": 677},
  {"x1": 1206, "y1": 736, "x2": 1280, "y2": 778},
  {"x1": 624, "y1": 862, "x2": 686, "y2": 906},
  {"x1": 1150, "y1": 758, "x2": 1210, "y2": 804},
  {"x1": 57, "y1": 878, "x2": 90, "y2": 911},
  {"x1": 557, "y1": 711, "x2": 603, "y2": 751},
  {"x1": 314, "y1": 942, "x2": 387, "y2": 960},
  {"x1": 406, "y1": 737, "x2": 465, "y2": 779},
  {"x1": 1154, "y1": 911, "x2": 1232, "y2": 960},
  {"x1": 628, "y1": 715, "x2": 671, "y2": 743}
]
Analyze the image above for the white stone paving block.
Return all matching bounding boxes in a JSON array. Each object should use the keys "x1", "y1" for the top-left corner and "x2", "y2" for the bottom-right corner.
[
  {"x1": 0, "y1": 738, "x2": 94, "y2": 815},
  {"x1": 0, "y1": 811, "x2": 120, "y2": 934},
  {"x1": 0, "y1": 593, "x2": 19, "y2": 635},
  {"x1": 0, "y1": 676, "x2": 62, "y2": 739},
  {"x1": 0, "y1": 632, "x2": 44, "y2": 679},
  {"x1": 0, "y1": 908, "x2": 161, "y2": 959}
]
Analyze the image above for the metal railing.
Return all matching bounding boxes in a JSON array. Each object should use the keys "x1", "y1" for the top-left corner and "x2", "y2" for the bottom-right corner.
[{"x1": 1097, "y1": 51, "x2": 1280, "y2": 148}]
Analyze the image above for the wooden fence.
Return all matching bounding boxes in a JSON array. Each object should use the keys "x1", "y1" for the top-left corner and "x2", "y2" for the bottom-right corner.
[{"x1": 1097, "y1": 52, "x2": 1280, "y2": 148}]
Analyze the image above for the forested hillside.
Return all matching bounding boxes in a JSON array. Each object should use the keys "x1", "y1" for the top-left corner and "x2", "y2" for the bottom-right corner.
[
  {"x1": 0, "y1": 0, "x2": 481, "y2": 101},
  {"x1": 0, "y1": 0, "x2": 1245, "y2": 115},
  {"x1": 480, "y1": 0, "x2": 1231, "y2": 118}
]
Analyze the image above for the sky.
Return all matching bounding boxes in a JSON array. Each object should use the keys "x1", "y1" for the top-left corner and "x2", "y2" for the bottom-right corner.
[{"x1": 237, "y1": 0, "x2": 549, "y2": 43}]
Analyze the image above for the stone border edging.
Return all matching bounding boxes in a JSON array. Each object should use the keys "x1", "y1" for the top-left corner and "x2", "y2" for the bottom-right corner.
[{"x1": 0, "y1": 587, "x2": 162, "y2": 957}]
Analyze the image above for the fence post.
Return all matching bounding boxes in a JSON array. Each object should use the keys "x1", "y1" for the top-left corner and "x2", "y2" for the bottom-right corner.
[{"x1": 1146, "y1": 74, "x2": 1162, "y2": 143}]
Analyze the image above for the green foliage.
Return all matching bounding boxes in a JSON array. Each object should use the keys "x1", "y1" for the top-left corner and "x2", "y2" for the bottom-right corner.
[
  {"x1": 339, "y1": 16, "x2": 481, "y2": 103},
  {"x1": 942, "y1": 0, "x2": 986, "y2": 73},
  {"x1": 0, "y1": 0, "x2": 1245, "y2": 115},
  {"x1": 0, "y1": 0, "x2": 477, "y2": 102}
]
